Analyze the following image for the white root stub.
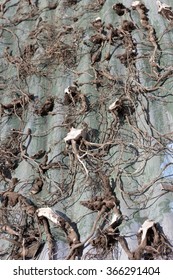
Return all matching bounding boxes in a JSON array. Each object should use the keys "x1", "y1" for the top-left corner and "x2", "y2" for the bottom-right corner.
[
  {"x1": 138, "y1": 219, "x2": 155, "y2": 242},
  {"x1": 93, "y1": 17, "x2": 101, "y2": 22},
  {"x1": 64, "y1": 127, "x2": 85, "y2": 142},
  {"x1": 131, "y1": 1, "x2": 141, "y2": 8},
  {"x1": 108, "y1": 99, "x2": 119, "y2": 111},
  {"x1": 36, "y1": 207, "x2": 60, "y2": 225},
  {"x1": 156, "y1": 1, "x2": 171, "y2": 12}
]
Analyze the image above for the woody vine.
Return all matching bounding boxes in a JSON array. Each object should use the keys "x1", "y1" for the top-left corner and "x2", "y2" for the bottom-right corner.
[{"x1": 0, "y1": 0, "x2": 173, "y2": 260}]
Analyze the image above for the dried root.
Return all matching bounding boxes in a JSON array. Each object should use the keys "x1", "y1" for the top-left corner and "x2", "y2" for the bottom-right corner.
[
  {"x1": 35, "y1": 97, "x2": 54, "y2": 116},
  {"x1": 37, "y1": 208, "x2": 82, "y2": 259},
  {"x1": 112, "y1": 3, "x2": 130, "y2": 16}
]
